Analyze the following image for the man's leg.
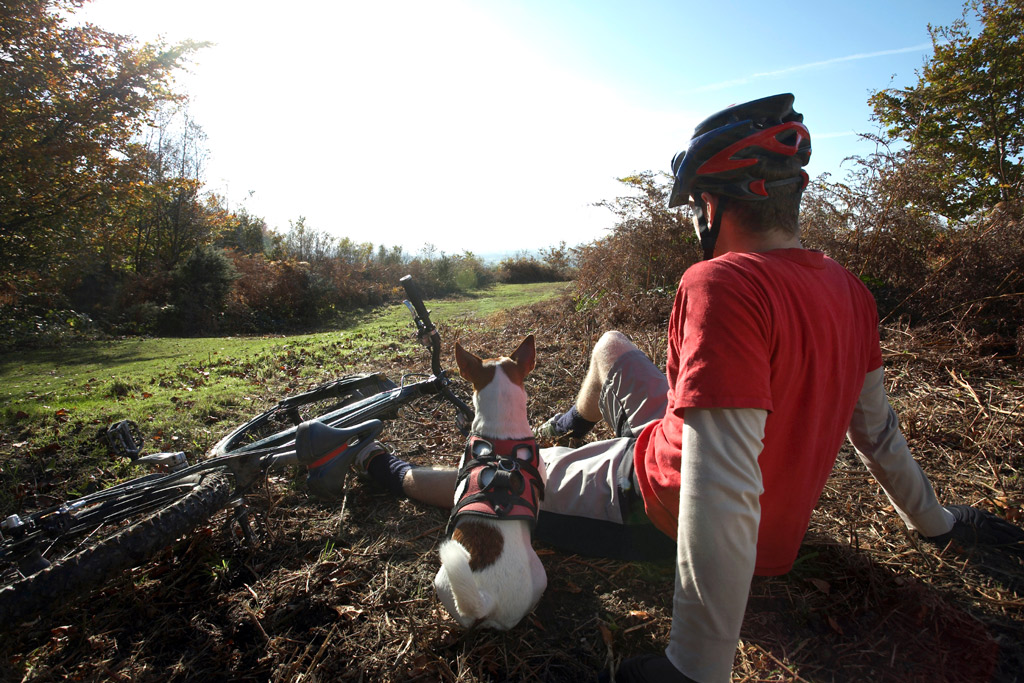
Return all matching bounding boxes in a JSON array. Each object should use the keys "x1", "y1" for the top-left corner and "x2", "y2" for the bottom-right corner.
[
  {"x1": 359, "y1": 337, "x2": 673, "y2": 560},
  {"x1": 400, "y1": 466, "x2": 456, "y2": 509},
  {"x1": 363, "y1": 332, "x2": 642, "y2": 511},
  {"x1": 357, "y1": 445, "x2": 457, "y2": 509},
  {"x1": 575, "y1": 331, "x2": 642, "y2": 422},
  {"x1": 396, "y1": 330, "x2": 646, "y2": 511},
  {"x1": 542, "y1": 331, "x2": 641, "y2": 439},
  {"x1": 536, "y1": 344, "x2": 674, "y2": 561}
]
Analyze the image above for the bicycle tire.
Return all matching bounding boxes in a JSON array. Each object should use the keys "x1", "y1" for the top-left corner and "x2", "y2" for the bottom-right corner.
[{"x1": 0, "y1": 470, "x2": 233, "y2": 629}]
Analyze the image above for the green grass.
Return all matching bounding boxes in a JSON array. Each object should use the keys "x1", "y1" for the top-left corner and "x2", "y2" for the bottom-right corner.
[{"x1": 0, "y1": 282, "x2": 568, "y2": 512}]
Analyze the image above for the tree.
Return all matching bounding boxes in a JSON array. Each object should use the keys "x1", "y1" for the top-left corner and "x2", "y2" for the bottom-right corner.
[
  {"x1": 869, "y1": 0, "x2": 1024, "y2": 220},
  {"x1": 218, "y1": 207, "x2": 268, "y2": 255},
  {"x1": 0, "y1": 0, "x2": 203, "y2": 276},
  {"x1": 281, "y1": 217, "x2": 337, "y2": 263},
  {"x1": 126, "y1": 105, "x2": 221, "y2": 270}
]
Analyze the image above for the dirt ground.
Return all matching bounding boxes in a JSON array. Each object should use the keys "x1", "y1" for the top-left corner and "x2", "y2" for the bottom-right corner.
[{"x1": 2, "y1": 297, "x2": 1023, "y2": 682}]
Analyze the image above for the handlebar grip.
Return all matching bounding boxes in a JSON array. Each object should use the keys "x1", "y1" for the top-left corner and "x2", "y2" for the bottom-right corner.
[{"x1": 400, "y1": 275, "x2": 432, "y2": 326}]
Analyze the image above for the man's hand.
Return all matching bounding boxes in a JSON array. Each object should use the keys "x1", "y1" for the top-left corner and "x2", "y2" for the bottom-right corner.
[
  {"x1": 924, "y1": 505, "x2": 1024, "y2": 552},
  {"x1": 598, "y1": 655, "x2": 697, "y2": 683}
]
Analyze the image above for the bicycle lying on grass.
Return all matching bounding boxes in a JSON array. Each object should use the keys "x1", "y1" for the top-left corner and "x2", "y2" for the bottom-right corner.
[{"x1": 0, "y1": 276, "x2": 473, "y2": 628}]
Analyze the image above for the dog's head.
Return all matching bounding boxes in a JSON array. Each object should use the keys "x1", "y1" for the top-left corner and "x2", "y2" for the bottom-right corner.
[
  {"x1": 454, "y1": 335, "x2": 535, "y2": 393},
  {"x1": 454, "y1": 335, "x2": 535, "y2": 439}
]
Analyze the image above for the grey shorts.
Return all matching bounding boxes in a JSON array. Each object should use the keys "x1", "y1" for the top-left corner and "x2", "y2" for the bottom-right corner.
[{"x1": 534, "y1": 349, "x2": 675, "y2": 561}]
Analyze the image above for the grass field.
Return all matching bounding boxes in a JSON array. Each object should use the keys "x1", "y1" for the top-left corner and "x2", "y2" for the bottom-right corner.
[
  {"x1": 2, "y1": 279, "x2": 1023, "y2": 682},
  {"x1": 0, "y1": 282, "x2": 569, "y2": 504}
]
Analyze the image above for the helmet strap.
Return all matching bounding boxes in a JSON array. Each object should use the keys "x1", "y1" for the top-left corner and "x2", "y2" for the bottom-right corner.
[{"x1": 692, "y1": 196, "x2": 721, "y2": 261}]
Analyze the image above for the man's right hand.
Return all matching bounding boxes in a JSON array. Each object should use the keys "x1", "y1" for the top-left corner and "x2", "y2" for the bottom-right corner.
[
  {"x1": 924, "y1": 505, "x2": 1024, "y2": 552},
  {"x1": 598, "y1": 655, "x2": 697, "y2": 683}
]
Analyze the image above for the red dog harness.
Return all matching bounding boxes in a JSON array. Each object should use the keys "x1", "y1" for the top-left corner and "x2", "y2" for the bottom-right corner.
[{"x1": 451, "y1": 435, "x2": 544, "y2": 526}]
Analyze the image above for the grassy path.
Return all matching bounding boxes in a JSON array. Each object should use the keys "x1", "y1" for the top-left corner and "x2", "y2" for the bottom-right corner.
[
  {"x1": 0, "y1": 281, "x2": 568, "y2": 506},
  {"x1": 0, "y1": 282, "x2": 568, "y2": 416}
]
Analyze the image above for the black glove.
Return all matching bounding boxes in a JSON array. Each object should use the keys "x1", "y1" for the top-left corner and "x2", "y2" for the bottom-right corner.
[
  {"x1": 924, "y1": 505, "x2": 1024, "y2": 551},
  {"x1": 597, "y1": 655, "x2": 697, "y2": 683}
]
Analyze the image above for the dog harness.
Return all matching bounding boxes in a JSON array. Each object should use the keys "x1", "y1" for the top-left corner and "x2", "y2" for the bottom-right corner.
[{"x1": 451, "y1": 435, "x2": 544, "y2": 526}]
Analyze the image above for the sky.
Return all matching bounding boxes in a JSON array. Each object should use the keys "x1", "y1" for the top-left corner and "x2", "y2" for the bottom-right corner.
[{"x1": 75, "y1": 0, "x2": 972, "y2": 257}]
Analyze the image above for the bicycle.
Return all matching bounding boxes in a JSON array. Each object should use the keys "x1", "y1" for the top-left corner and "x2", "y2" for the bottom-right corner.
[{"x1": 0, "y1": 275, "x2": 473, "y2": 628}]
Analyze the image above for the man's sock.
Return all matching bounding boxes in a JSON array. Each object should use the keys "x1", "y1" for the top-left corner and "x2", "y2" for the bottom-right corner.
[
  {"x1": 554, "y1": 404, "x2": 597, "y2": 438},
  {"x1": 365, "y1": 451, "x2": 414, "y2": 498}
]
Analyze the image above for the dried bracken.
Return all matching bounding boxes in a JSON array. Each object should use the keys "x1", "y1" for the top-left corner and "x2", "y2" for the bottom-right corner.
[{"x1": 2, "y1": 298, "x2": 1022, "y2": 682}]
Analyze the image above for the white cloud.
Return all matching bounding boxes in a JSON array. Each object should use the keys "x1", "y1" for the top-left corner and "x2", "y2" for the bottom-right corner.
[
  {"x1": 814, "y1": 131, "x2": 861, "y2": 140},
  {"x1": 692, "y1": 43, "x2": 933, "y2": 93}
]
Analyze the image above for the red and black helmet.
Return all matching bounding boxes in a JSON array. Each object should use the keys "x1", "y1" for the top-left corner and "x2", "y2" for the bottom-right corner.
[
  {"x1": 668, "y1": 93, "x2": 811, "y2": 209},
  {"x1": 669, "y1": 93, "x2": 811, "y2": 259}
]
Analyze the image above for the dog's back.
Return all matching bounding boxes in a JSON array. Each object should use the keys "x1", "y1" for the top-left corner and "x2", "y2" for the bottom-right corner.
[
  {"x1": 435, "y1": 518, "x2": 545, "y2": 630},
  {"x1": 435, "y1": 335, "x2": 547, "y2": 630}
]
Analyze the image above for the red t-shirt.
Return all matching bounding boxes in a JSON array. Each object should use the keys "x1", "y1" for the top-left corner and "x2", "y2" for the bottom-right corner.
[{"x1": 634, "y1": 249, "x2": 882, "y2": 575}]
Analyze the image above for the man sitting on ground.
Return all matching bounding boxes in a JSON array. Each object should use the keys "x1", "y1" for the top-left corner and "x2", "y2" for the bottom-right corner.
[{"x1": 352, "y1": 93, "x2": 1024, "y2": 683}]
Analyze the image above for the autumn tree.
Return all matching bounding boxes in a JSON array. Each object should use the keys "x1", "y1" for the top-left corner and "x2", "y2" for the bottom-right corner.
[
  {"x1": 281, "y1": 217, "x2": 336, "y2": 263},
  {"x1": 869, "y1": 0, "x2": 1024, "y2": 220},
  {"x1": 0, "y1": 0, "x2": 202, "y2": 280},
  {"x1": 121, "y1": 105, "x2": 223, "y2": 271},
  {"x1": 218, "y1": 207, "x2": 268, "y2": 255}
]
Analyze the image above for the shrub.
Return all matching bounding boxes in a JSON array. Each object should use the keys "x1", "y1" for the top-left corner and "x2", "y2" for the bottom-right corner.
[
  {"x1": 497, "y1": 253, "x2": 566, "y2": 284},
  {"x1": 572, "y1": 173, "x2": 697, "y2": 327},
  {"x1": 161, "y1": 246, "x2": 238, "y2": 335},
  {"x1": 802, "y1": 144, "x2": 1024, "y2": 346}
]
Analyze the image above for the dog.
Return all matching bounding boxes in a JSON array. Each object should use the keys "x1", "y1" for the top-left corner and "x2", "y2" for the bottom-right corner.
[{"x1": 433, "y1": 334, "x2": 547, "y2": 630}]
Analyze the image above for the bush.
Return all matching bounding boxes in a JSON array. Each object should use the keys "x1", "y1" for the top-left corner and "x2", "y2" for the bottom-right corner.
[
  {"x1": 497, "y1": 253, "x2": 565, "y2": 284},
  {"x1": 803, "y1": 146, "x2": 1024, "y2": 347},
  {"x1": 0, "y1": 295, "x2": 97, "y2": 351},
  {"x1": 400, "y1": 251, "x2": 496, "y2": 298},
  {"x1": 161, "y1": 246, "x2": 238, "y2": 335},
  {"x1": 572, "y1": 173, "x2": 697, "y2": 327}
]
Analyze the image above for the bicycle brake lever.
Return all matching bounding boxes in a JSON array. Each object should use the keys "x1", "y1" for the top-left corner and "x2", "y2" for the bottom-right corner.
[
  {"x1": 404, "y1": 300, "x2": 436, "y2": 348},
  {"x1": 455, "y1": 410, "x2": 471, "y2": 436}
]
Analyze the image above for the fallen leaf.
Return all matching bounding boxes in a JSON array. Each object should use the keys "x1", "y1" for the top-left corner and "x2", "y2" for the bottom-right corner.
[
  {"x1": 35, "y1": 443, "x2": 60, "y2": 456},
  {"x1": 333, "y1": 605, "x2": 365, "y2": 621},
  {"x1": 599, "y1": 623, "x2": 613, "y2": 648}
]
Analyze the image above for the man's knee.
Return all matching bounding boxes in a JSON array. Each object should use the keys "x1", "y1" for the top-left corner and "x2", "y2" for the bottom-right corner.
[{"x1": 593, "y1": 331, "x2": 638, "y2": 377}]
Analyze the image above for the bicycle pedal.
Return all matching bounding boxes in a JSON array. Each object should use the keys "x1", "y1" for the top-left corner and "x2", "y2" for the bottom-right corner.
[{"x1": 105, "y1": 420, "x2": 145, "y2": 460}]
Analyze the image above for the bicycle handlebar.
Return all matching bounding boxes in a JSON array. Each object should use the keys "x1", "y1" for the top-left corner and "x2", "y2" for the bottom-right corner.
[
  {"x1": 400, "y1": 275, "x2": 443, "y2": 377},
  {"x1": 400, "y1": 275, "x2": 433, "y2": 328},
  {"x1": 399, "y1": 275, "x2": 473, "y2": 431}
]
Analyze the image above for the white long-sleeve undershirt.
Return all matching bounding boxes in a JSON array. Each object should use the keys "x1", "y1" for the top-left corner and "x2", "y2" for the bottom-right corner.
[{"x1": 666, "y1": 367, "x2": 953, "y2": 682}]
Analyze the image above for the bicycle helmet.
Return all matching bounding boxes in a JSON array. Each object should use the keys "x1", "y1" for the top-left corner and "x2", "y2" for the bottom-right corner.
[{"x1": 668, "y1": 93, "x2": 811, "y2": 258}]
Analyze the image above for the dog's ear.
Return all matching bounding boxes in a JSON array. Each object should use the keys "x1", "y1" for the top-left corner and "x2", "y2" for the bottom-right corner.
[
  {"x1": 510, "y1": 335, "x2": 536, "y2": 377},
  {"x1": 455, "y1": 341, "x2": 484, "y2": 386}
]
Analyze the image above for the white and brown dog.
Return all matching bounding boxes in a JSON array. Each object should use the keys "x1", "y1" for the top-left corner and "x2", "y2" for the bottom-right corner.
[{"x1": 433, "y1": 335, "x2": 547, "y2": 630}]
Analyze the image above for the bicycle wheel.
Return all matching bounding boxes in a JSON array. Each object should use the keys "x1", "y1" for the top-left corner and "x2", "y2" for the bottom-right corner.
[
  {"x1": 0, "y1": 470, "x2": 232, "y2": 628},
  {"x1": 213, "y1": 373, "x2": 399, "y2": 455}
]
